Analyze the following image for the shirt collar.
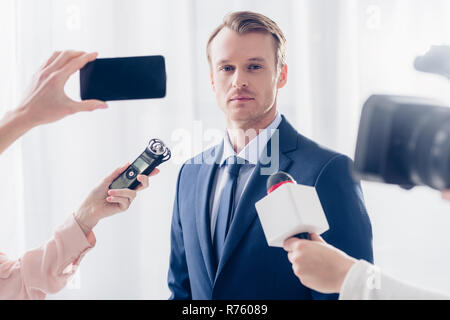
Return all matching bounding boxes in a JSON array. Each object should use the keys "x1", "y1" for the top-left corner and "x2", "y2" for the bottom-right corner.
[{"x1": 221, "y1": 111, "x2": 282, "y2": 166}]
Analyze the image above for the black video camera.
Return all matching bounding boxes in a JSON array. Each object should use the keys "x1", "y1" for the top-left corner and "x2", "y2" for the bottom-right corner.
[{"x1": 353, "y1": 45, "x2": 450, "y2": 190}]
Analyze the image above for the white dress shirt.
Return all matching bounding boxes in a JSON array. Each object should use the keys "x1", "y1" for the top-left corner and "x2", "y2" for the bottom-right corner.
[{"x1": 209, "y1": 112, "x2": 282, "y2": 240}]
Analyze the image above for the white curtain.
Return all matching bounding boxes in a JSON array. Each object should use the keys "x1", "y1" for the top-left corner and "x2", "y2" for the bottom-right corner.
[{"x1": 1, "y1": 0, "x2": 450, "y2": 299}]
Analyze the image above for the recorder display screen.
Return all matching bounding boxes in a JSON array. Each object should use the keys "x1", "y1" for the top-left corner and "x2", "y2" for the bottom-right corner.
[{"x1": 133, "y1": 158, "x2": 149, "y2": 172}]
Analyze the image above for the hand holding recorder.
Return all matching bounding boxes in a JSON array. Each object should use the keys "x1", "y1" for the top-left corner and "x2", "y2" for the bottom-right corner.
[
  {"x1": 74, "y1": 138, "x2": 172, "y2": 233},
  {"x1": 75, "y1": 163, "x2": 160, "y2": 235}
]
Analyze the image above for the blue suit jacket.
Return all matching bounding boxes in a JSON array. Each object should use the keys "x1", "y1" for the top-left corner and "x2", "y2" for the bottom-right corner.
[{"x1": 168, "y1": 115, "x2": 373, "y2": 300}]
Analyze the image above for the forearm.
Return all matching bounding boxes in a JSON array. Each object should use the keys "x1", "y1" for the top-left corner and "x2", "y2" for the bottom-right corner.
[
  {"x1": 0, "y1": 214, "x2": 95, "y2": 299},
  {"x1": 74, "y1": 207, "x2": 99, "y2": 236},
  {"x1": 0, "y1": 105, "x2": 35, "y2": 155}
]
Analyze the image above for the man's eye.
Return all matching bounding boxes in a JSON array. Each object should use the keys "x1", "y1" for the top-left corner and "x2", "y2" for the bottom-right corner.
[
  {"x1": 220, "y1": 66, "x2": 234, "y2": 72},
  {"x1": 249, "y1": 64, "x2": 262, "y2": 70}
]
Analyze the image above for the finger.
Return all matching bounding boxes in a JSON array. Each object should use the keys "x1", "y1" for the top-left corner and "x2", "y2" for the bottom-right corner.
[
  {"x1": 148, "y1": 168, "x2": 160, "y2": 177},
  {"x1": 60, "y1": 52, "x2": 98, "y2": 81},
  {"x1": 107, "y1": 188, "x2": 136, "y2": 201},
  {"x1": 287, "y1": 251, "x2": 295, "y2": 264},
  {"x1": 135, "y1": 175, "x2": 149, "y2": 190},
  {"x1": 41, "y1": 51, "x2": 62, "y2": 69},
  {"x1": 45, "y1": 50, "x2": 85, "y2": 74},
  {"x1": 70, "y1": 99, "x2": 108, "y2": 113},
  {"x1": 103, "y1": 162, "x2": 130, "y2": 184},
  {"x1": 283, "y1": 237, "x2": 300, "y2": 251},
  {"x1": 106, "y1": 196, "x2": 130, "y2": 211},
  {"x1": 309, "y1": 233, "x2": 325, "y2": 243},
  {"x1": 135, "y1": 168, "x2": 159, "y2": 191},
  {"x1": 292, "y1": 264, "x2": 301, "y2": 278}
]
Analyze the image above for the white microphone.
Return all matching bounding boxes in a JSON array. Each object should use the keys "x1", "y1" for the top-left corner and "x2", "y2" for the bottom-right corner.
[{"x1": 255, "y1": 171, "x2": 329, "y2": 247}]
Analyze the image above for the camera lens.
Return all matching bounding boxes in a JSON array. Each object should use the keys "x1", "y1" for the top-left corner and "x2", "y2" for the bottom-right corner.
[
  {"x1": 354, "y1": 95, "x2": 450, "y2": 190},
  {"x1": 410, "y1": 115, "x2": 450, "y2": 189}
]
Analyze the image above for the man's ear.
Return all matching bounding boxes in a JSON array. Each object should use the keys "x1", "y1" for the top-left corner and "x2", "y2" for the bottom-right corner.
[
  {"x1": 210, "y1": 72, "x2": 216, "y2": 92},
  {"x1": 277, "y1": 64, "x2": 288, "y2": 89}
]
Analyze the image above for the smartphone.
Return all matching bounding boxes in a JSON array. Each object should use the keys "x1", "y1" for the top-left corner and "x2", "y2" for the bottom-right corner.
[{"x1": 79, "y1": 55, "x2": 166, "y2": 101}]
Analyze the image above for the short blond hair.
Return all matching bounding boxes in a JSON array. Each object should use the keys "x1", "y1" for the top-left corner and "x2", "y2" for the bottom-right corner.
[{"x1": 206, "y1": 11, "x2": 287, "y2": 72}]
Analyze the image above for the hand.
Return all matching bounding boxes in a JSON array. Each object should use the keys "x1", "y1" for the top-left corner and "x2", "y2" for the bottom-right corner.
[
  {"x1": 283, "y1": 233, "x2": 357, "y2": 294},
  {"x1": 442, "y1": 190, "x2": 450, "y2": 201},
  {"x1": 74, "y1": 163, "x2": 160, "y2": 235},
  {"x1": 18, "y1": 50, "x2": 108, "y2": 127}
]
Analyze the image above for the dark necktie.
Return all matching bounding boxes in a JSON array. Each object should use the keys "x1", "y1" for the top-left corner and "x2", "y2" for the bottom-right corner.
[{"x1": 213, "y1": 155, "x2": 243, "y2": 268}]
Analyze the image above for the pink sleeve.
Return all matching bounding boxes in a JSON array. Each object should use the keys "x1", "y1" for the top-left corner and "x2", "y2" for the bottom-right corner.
[{"x1": 0, "y1": 213, "x2": 96, "y2": 299}]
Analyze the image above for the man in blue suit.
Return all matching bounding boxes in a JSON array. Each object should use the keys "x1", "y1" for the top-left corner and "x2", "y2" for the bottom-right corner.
[{"x1": 168, "y1": 11, "x2": 373, "y2": 300}]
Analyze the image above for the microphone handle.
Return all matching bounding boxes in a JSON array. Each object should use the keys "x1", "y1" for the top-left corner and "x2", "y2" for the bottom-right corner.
[{"x1": 295, "y1": 232, "x2": 310, "y2": 240}]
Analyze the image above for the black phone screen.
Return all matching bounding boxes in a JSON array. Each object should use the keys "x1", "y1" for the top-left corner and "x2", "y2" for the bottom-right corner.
[{"x1": 79, "y1": 55, "x2": 166, "y2": 101}]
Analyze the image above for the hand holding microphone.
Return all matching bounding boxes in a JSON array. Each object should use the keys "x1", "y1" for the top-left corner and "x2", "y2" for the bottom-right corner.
[
  {"x1": 283, "y1": 233, "x2": 357, "y2": 294},
  {"x1": 283, "y1": 189, "x2": 450, "y2": 296},
  {"x1": 255, "y1": 171, "x2": 356, "y2": 294}
]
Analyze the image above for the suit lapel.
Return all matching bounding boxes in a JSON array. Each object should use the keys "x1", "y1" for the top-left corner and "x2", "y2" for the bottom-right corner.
[
  {"x1": 195, "y1": 143, "x2": 222, "y2": 285},
  {"x1": 214, "y1": 116, "x2": 298, "y2": 281}
]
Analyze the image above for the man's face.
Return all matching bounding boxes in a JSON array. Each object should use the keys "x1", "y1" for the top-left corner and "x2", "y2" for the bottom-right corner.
[{"x1": 209, "y1": 27, "x2": 287, "y2": 126}]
